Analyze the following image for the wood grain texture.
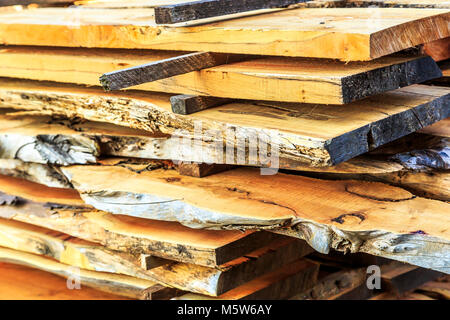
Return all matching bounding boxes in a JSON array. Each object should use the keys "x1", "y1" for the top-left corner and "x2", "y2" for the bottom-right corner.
[
  {"x1": 0, "y1": 262, "x2": 130, "y2": 300},
  {"x1": 0, "y1": 46, "x2": 442, "y2": 104},
  {"x1": 100, "y1": 52, "x2": 234, "y2": 91},
  {"x1": 0, "y1": 8, "x2": 448, "y2": 60},
  {"x1": 0, "y1": 176, "x2": 273, "y2": 267},
  {"x1": 1, "y1": 168, "x2": 449, "y2": 272},
  {"x1": 0, "y1": 246, "x2": 157, "y2": 299},
  {"x1": 0, "y1": 79, "x2": 448, "y2": 167},
  {"x1": 154, "y1": 0, "x2": 308, "y2": 24},
  {"x1": 174, "y1": 259, "x2": 319, "y2": 300},
  {"x1": 286, "y1": 131, "x2": 450, "y2": 201},
  {"x1": 52, "y1": 161, "x2": 450, "y2": 273},
  {"x1": 423, "y1": 38, "x2": 450, "y2": 62},
  {"x1": 0, "y1": 218, "x2": 309, "y2": 296}
]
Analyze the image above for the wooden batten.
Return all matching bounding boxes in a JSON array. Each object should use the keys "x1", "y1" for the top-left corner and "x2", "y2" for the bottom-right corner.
[
  {"x1": 0, "y1": 80, "x2": 448, "y2": 167},
  {"x1": 0, "y1": 8, "x2": 448, "y2": 60},
  {"x1": 0, "y1": 46, "x2": 443, "y2": 104}
]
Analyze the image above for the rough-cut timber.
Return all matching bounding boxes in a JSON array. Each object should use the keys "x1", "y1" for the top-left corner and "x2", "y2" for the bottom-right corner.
[
  {"x1": 0, "y1": 176, "x2": 274, "y2": 267},
  {"x1": 0, "y1": 246, "x2": 159, "y2": 299},
  {"x1": 0, "y1": 218, "x2": 312, "y2": 296},
  {"x1": 154, "y1": 0, "x2": 308, "y2": 24},
  {"x1": 1, "y1": 169, "x2": 449, "y2": 272},
  {"x1": 0, "y1": 159, "x2": 72, "y2": 189},
  {"x1": 0, "y1": 80, "x2": 448, "y2": 167},
  {"x1": 0, "y1": 46, "x2": 443, "y2": 104},
  {"x1": 100, "y1": 52, "x2": 238, "y2": 91},
  {"x1": 0, "y1": 262, "x2": 129, "y2": 300},
  {"x1": 287, "y1": 132, "x2": 450, "y2": 201},
  {"x1": 171, "y1": 95, "x2": 233, "y2": 115},
  {"x1": 174, "y1": 259, "x2": 319, "y2": 300},
  {"x1": 0, "y1": 8, "x2": 448, "y2": 60}
]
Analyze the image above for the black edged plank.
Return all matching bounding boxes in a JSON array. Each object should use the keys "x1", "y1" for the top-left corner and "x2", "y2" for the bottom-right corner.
[{"x1": 154, "y1": 0, "x2": 308, "y2": 24}]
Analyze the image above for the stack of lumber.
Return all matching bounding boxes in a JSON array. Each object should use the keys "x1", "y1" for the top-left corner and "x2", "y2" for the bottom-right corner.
[{"x1": 0, "y1": 0, "x2": 448, "y2": 300}]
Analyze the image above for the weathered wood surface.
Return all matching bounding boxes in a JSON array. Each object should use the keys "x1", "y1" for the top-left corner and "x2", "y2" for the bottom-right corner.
[
  {"x1": 0, "y1": 262, "x2": 130, "y2": 300},
  {"x1": 0, "y1": 246, "x2": 158, "y2": 299},
  {"x1": 153, "y1": 0, "x2": 308, "y2": 24},
  {"x1": 0, "y1": 217, "x2": 312, "y2": 296},
  {"x1": 171, "y1": 95, "x2": 233, "y2": 115},
  {"x1": 0, "y1": 176, "x2": 274, "y2": 267},
  {"x1": 0, "y1": 80, "x2": 448, "y2": 167},
  {"x1": 100, "y1": 52, "x2": 239, "y2": 91},
  {"x1": 0, "y1": 8, "x2": 448, "y2": 60},
  {"x1": 287, "y1": 132, "x2": 450, "y2": 201},
  {"x1": 174, "y1": 259, "x2": 319, "y2": 300},
  {"x1": 1, "y1": 161, "x2": 448, "y2": 272},
  {"x1": 58, "y1": 161, "x2": 450, "y2": 273},
  {"x1": 0, "y1": 47, "x2": 443, "y2": 104},
  {"x1": 0, "y1": 159, "x2": 72, "y2": 188}
]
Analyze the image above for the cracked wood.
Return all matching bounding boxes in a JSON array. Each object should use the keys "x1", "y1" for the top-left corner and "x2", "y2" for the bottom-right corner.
[{"x1": 0, "y1": 80, "x2": 448, "y2": 167}]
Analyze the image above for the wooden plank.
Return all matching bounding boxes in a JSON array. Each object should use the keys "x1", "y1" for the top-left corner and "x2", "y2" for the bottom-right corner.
[
  {"x1": 283, "y1": 132, "x2": 450, "y2": 201},
  {"x1": 171, "y1": 95, "x2": 233, "y2": 114},
  {"x1": 1, "y1": 164, "x2": 449, "y2": 272},
  {"x1": 0, "y1": 46, "x2": 442, "y2": 104},
  {"x1": 100, "y1": 52, "x2": 238, "y2": 91},
  {"x1": 423, "y1": 38, "x2": 450, "y2": 62},
  {"x1": 153, "y1": 0, "x2": 308, "y2": 24},
  {"x1": 417, "y1": 281, "x2": 450, "y2": 299},
  {"x1": 0, "y1": 176, "x2": 275, "y2": 268},
  {"x1": 290, "y1": 267, "x2": 368, "y2": 300},
  {"x1": 381, "y1": 263, "x2": 443, "y2": 296},
  {"x1": 174, "y1": 259, "x2": 319, "y2": 300},
  {"x1": 0, "y1": 219, "x2": 313, "y2": 296},
  {"x1": 0, "y1": 217, "x2": 312, "y2": 295},
  {"x1": 0, "y1": 8, "x2": 448, "y2": 60},
  {"x1": 0, "y1": 262, "x2": 130, "y2": 300},
  {"x1": 0, "y1": 246, "x2": 159, "y2": 299},
  {"x1": 419, "y1": 117, "x2": 450, "y2": 137},
  {"x1": 0, "y1": 80, "x2": 448, "y2": 167},
  {"x1": 30, "y1": 160, "x2": 450, "y2": 273}
]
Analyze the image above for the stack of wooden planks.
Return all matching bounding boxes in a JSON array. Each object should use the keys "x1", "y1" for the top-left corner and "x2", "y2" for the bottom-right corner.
[{"x1": 0, "y1": 0, "x2": 448, "y2": 300}]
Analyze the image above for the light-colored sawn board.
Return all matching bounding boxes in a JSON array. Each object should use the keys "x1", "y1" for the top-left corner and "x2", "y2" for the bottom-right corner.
[
  {"x1": 0, "y1": 8, "x2": 448, "y2": 60},
  {"x1": 0, "y1": 47, "x2": 442, "y2": 104}
]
